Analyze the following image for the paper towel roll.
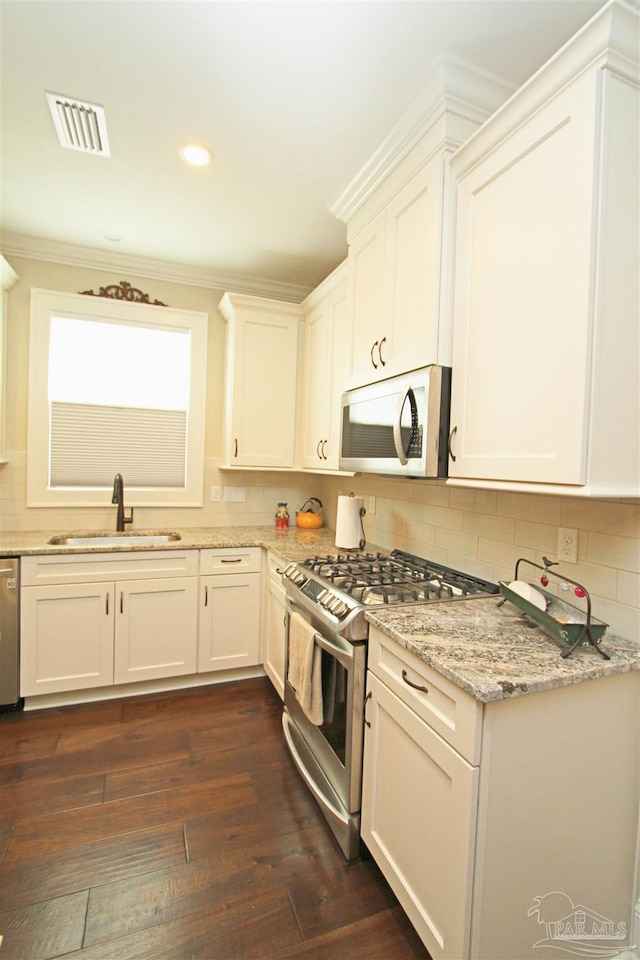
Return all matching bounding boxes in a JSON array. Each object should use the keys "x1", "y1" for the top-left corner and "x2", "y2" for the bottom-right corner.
[{"x1": 335, "y1": 495, "x2": 364, "y2": 549}]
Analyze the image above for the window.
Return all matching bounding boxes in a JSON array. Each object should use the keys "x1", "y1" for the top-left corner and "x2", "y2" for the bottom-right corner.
[{"x1": 28, "y1": 289, "x2": 208, "y2": 507}]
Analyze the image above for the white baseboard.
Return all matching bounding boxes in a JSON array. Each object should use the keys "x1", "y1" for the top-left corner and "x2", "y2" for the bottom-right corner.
[{"x1": 23, "y1": 667, "x2": 267, "y2": 710}]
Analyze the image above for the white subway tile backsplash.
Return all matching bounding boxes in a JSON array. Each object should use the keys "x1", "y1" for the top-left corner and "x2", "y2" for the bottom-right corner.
[
  {"x1": 497, "y1": 491, "x2": 562, "y2": 525},
  {"x1": 588, "y1": 532, "x2": 640, "y2": 574},
  {"x1": 2, "y1": 451, "x2": 639, "y2": 642},
  {"x1": 449, "y1": 486, "x2": 498, "y2": 514},
  {"x1": 462, "y1": 512, "x2": 516, "y2": 544},
  {"x1": 561, "y1": 499, "x2": 640, "y2": 538},
  {"x1": 434, "y1": 526, "x2": 478, "y2": 558},
  {"x1": 514, "y1": 519, "x2": 559, "y2": 555},
  {"x1": 618, "y1": 570, "x2": 640, "y2": 607}
]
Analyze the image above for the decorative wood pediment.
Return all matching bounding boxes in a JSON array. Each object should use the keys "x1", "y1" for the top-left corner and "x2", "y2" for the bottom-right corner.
[{"x1": 79, "y1": 280, "x2": 167, "y2": 306}]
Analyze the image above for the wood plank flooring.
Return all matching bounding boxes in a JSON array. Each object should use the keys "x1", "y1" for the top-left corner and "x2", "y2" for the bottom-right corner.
[{"x1": 0, "y1": 678, "x2": 431, "y2": 959}]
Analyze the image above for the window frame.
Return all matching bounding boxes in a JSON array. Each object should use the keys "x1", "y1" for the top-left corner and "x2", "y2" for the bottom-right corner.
[{"x1": 27, "y1": 288, "x2": 208, "y2": 508}]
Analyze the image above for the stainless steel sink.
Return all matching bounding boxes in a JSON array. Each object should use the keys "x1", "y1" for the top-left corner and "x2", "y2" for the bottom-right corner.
[{"x1": 48, "y1": 531, "x2": 182, "y2": 546}]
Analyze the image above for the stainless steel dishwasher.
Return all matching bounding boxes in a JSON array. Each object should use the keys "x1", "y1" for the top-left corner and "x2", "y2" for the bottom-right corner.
[{"x1": 0, "y1": 558, "x2": 22, "y2": 711}]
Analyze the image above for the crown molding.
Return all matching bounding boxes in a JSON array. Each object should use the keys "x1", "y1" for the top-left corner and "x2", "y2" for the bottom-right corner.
[
  {"x1": 330, "y1": 54, "x2": 515, "y2": 224},
  {"x1": 0, "y1": 232, "x2": 312, "y2": 303}
]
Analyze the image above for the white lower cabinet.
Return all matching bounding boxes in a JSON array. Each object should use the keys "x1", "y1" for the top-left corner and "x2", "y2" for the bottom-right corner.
[
  {"x1": 362, "y1": 627, "x2": 640, "y2": 960},
  {"x1": 362, "y1": 630, "x2": 480, "y2": 960},
  {"x1": 198, "y1": 548, "x2": 261, "y2": 673},
  {"x1": 262, "y1": 550, "x2": 286, "y2": 698},
  {"x1": 20, "y1": 551, "x2": 199, "y2": 697},
  {"x1": 21, "y1": 580, "x2": 115, "y2": 694},
  {"x1": 113, "y1": 577, "x2": 198, "y2": 684}
]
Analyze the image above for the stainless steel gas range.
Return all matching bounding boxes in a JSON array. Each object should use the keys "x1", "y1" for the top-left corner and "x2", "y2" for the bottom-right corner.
[{"x1": 281, "y1": 549, "x2": 498, "y2": 859}]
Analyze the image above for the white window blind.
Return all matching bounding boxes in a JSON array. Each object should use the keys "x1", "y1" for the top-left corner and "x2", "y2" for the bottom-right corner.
[{"x1": 50, "y1": 402, "x2": 187, "y2": 487}]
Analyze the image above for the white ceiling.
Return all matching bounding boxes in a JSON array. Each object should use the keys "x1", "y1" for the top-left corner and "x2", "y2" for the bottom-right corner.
[{"x1": 1, "y1": 0, "x2": 606, "y2": 299}]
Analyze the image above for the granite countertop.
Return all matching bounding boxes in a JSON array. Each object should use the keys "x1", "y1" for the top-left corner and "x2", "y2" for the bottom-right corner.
[
  {"x1": 365, "y1": 597, "x2": 640, "y2": 703},
  {"x1": 5, "y1": 526, "x2": 638, "y2": 704},
  {"x1": 0, "y1": 525, "x2": 347, "y2": 565}
]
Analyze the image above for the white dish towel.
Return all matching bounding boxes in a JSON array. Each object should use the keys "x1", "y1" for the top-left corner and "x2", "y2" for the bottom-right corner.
[{"x1": 287, "y1": 612, "x2": 323, "y2": 725}]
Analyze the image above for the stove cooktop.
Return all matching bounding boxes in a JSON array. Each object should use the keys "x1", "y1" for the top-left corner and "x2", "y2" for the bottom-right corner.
[{"x1": 283, "y1": 549, "x2": 498, "y2": 624}]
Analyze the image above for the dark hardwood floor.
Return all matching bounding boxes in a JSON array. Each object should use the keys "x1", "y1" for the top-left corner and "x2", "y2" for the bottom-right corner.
[{"x1": 0, "y1": 678, "x2": 430, "y2": 960}]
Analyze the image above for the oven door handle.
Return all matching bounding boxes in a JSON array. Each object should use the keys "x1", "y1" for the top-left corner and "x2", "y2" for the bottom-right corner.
[
  {"x1": 285, "y1": 597, "x2": 355, "y2": 668},
  {"x1": 311, "y1": 630, "x2": 354, "y2": 669}
]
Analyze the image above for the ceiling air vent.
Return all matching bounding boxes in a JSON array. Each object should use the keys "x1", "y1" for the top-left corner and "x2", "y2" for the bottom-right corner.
[{"x1": 46, "y1": 92, "x2": 110, "y2": 157}]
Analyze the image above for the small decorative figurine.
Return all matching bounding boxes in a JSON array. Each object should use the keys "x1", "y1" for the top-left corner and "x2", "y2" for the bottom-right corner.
[{"x1": 275, "y1": 502, "x2": 289, "y2": 528}]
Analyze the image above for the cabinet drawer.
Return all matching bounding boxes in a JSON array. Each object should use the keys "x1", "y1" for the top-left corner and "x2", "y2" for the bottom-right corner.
[
  {"x1": 199, "y1": 547, "x2": 261, "y2": 576},
  {"x1": 368, "y1": 627, "x2": 482, "y2": 764},
  {"x1": 21, "y1": 550, "x2": 199, "y2": 586},
  {"x1": 266, "y1": 550, "x2": 287, "y2": 583}
]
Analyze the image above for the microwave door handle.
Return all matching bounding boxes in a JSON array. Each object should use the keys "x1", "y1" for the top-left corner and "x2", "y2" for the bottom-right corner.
[{"x1": 393, "y1": 386, "x2": 417, "y2": 465}]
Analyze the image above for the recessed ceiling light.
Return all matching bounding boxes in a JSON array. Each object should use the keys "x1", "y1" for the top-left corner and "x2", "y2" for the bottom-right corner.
[{"x1": 179, "y1": 144, "x2": 213, "y2": 167}]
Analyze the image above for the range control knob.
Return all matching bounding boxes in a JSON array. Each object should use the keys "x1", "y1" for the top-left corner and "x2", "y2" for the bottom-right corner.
[
  {"x1": 283, "y1": 563, "x2": 306, "y2": 586},
  {"x1": 318, "y1": 589, "x2": 349, "y2": 619}
]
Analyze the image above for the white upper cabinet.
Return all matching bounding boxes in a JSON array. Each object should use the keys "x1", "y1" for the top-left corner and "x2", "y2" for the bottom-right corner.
[
  {"x1": 0, "y1": 256, "x2": 18, "y2": 463},
  {"x1": 300, "y1": 261, "x2": 348, "y2": 471},
  {"x1": 335, "y1": 57, "x2": 514, "y2": 391},
  {"x1": 448, "y1": 0, "x2": 639, "y2": 496},
  {"x1": 219, "y1": 293, "x2": 301, "y2": 469},
  {"x1": 346, "y1": 158, "x2": 443, "y2": 387}
]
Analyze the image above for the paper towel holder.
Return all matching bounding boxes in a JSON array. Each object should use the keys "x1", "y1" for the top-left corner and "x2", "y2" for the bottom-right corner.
[{"x1": 350, "y1": 492, "x2": 367, "y2": 550}]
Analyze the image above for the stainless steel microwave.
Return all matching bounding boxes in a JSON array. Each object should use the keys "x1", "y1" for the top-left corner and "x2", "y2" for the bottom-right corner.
[{"x1": 339, "y1": 365, "x2": 451, "y2": 477}]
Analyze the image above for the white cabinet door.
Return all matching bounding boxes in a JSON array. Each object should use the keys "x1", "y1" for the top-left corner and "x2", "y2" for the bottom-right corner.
[
  {"x1": 450, "y1": 75, "x2": 597, "y2": 486},
  {"x1": 263, "y1": 573, "x2": 286, "y2": 699},
  {"x1": 345, "y1": 157, "x2": 449, "y2": 390},
  {"x1": 114, "y1": 577, "x2": 198, "y2": 684},
  {"x1": 382, "y1": 158, "x2": 442, "y2": 378},
  {"x1": 449, "y1": 35, "x2": 639, "y2": 494},
  {"x1": 198, "y1": 573, "x2": 261, "y2": 673},
  {"x1": 301, "y1": 300, "x2": 331, "y2": 468},
  {"x1": 219, "y1": 293, "x2": 301, "y2": 468},
  {"x1": 301, "y1": 263, "x2": 348, "y2": 471},
  {"x1": 0, "y1": 256, "x2": 18, "y2": 462},
  {"x1": 21, "y1": 582, "x2": 114, "y2": 696},
  {"x1": 346, "y1": 214, "x2": 387, "y2": 388},
  {"x1": 361, "y1": 671, "x2": 478, "y2": 960}
]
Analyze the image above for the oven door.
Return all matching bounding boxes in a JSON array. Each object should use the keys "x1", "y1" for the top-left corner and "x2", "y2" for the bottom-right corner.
[{"x1": 283, "y1": 597, "x2": 366, "y2": 859}]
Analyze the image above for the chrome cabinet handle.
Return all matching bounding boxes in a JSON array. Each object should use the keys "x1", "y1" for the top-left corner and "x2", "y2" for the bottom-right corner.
[
  {"x1": 402, "y1": 669, "x2": 428, "y2": 694},
  {"x1": 370, "y1": 340, "x2": 379, "y2": 369},
  {"x1": 364, "y1": 690, "x2": 372, "y2": 727},
  {"x1": 378, "y1": 336, "x2": 387, "y2": 366}
]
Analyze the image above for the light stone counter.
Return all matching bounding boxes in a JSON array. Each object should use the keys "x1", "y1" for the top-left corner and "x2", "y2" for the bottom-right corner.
[
  {"x1": 0, "y1": 525, "x2": 348, "y2": 564},
  {"x1": 365, "y1": 596, "x2": 640, "y2": 703}
]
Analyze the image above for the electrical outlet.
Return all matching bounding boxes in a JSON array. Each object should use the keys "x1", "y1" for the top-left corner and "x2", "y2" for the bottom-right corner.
[
  {"x1": 558, "y1": 527, "x2": 578, "y2": 564},
  {"x1": 210, "y1": 485, "x2": 222, "y2": 502}
]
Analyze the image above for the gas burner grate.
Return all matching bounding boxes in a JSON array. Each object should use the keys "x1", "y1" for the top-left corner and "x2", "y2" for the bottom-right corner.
[{"x1": 296, "y1": 549, "x2": 498, "y2": 607}]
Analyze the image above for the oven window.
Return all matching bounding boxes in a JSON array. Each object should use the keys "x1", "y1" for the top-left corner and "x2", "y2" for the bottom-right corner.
[{"x1": 318, "y1": 649, "x2": 348, "y2": 764}]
